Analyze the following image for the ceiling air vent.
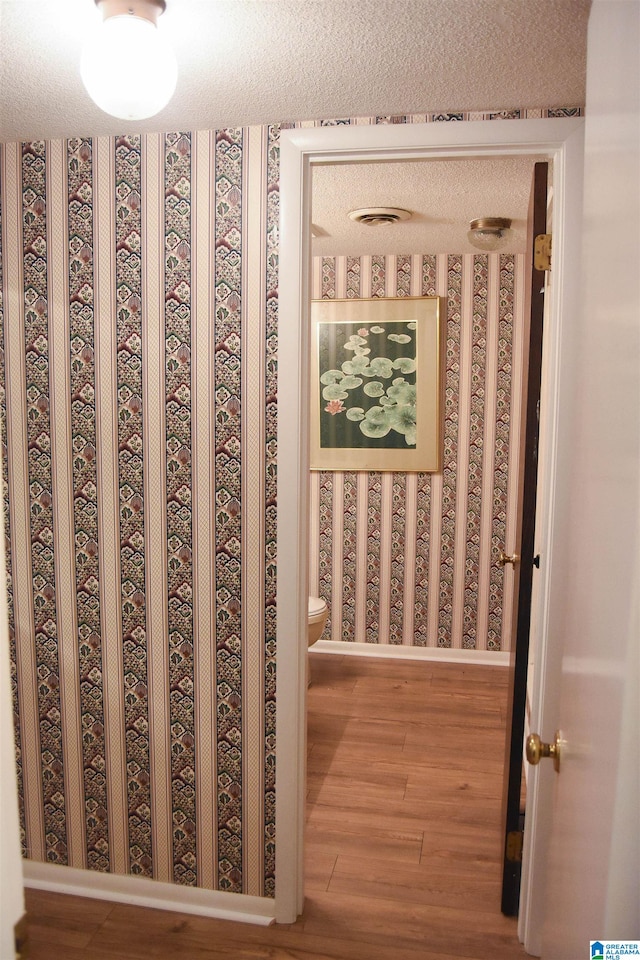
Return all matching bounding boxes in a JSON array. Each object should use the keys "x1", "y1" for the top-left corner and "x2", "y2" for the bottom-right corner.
[{"x1": 348, "y1": 207, "x2": 412, "y2": 226}]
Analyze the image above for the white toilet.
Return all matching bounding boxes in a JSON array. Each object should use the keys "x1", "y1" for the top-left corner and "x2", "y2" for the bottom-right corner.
[
  {"x1": 307, "y1": 596, "x2": 328, "y2": 647},
  {"x1": 307, "y1": 596, "x2": 328, "y2": 687}
]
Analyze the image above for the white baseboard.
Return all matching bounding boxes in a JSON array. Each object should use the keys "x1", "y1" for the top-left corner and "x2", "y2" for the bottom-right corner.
[
  {"x1": 23, "y1": 860, "x2": 275, "y2": 926},
  {"x1": 310, "y1": 639, "x2": 510, "y2": 667}
]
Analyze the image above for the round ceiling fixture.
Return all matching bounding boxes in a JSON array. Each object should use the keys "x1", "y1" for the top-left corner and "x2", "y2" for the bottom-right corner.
[
  {"x1": 348, "y1": 207, "x2": 412, "y2": 226},
  {"x1": 81, "y1": 0, "x2": 178, "y2": 121},
  {"x1": 467, "y1": 217, "x2": 513, "y2": 251}
]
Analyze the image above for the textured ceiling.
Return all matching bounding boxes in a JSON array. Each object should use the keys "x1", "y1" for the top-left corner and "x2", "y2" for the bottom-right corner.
[
  {"x1": 311, "y1": 156, "x2": 546, "y2": 256},
  {"x1": 0, "y1": 0, "x2": 590, "y2": 143}
]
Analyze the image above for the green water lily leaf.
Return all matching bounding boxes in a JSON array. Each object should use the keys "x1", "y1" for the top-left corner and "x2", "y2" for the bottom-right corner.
[
  {"x1": 387, "y1": 333, "x2": 411, "y2": 344},
  {"x1": 320, "y1": 369, "x2": 343, "y2": 385},
  {"x1": 387, "y1": 404, "x2": 417, "y2": 435},
  {"x1": 364, "y1": 406, "x2": 387, "y2": 424},
  {"x1": 348, "y1": 334, "x2": 367, "y2": 345},
  {"x1": 392, "y1": 357, "x2": 416, "y2": 374},
  {"x1": 370, "y1": 325, "x2": 385, "y2": 334},
  {"x1": 368, "y1": 357, "x2": 394, "y2": 378},
  {"x1": 359, "y1": 418, "x2": 391, "y2": 438},
  {"x1": 322, "y1": 384, "x2": 349, "y2": 401},
  {"x1": 363, "y1": 381, "x2": 384, "y2": 397},
  {"x1": 342, "y1": 356, "x2": 370, "y2": 375},
  {"x1": 387, "y1": 381, "x2": 417, "y2": 404},
  {"x1": 340, "y1": 375, "x2": 363, "y2": 390},
  {"x1": 407, "y1": 321, "x2": 417, "y2": 330},
  {"x1": 346, "y1": 407, "x2": 365, "y2": 421}
]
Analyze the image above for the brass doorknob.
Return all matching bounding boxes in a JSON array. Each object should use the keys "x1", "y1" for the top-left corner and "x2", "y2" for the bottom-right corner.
[
  {"x1": 498, "y1": 549, "x2": 519, "y2": 567},
  {"x1": 526, "y1": 731, "x2": 561, "y2": 773}
]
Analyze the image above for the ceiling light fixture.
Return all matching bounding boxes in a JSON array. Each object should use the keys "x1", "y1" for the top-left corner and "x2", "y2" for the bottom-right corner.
[
  {"x1": 348, "y1": 207, "x2": 412, "y2": 226},
  {"x1": 81, "y1": 0, "x2": 178, "y2": 121},
  {"x1": 467, "y1": 217, "x2": 513, "y2": 251}
]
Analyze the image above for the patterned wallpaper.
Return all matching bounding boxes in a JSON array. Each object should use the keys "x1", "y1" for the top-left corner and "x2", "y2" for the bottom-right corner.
[
  {"x1": 309, "y1": 253, "x2": 527, "y2": 650},
  {"x1": 0, "y1": 107, "x2": 580, "y2": 898},
  {"x1": 0, "y1": 132, "x2": 275, "y2": 895}
]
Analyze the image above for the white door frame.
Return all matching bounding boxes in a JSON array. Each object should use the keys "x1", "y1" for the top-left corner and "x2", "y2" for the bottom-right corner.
[{"x1": 275, "y1": 117, "x2": 585, "y2": 929}]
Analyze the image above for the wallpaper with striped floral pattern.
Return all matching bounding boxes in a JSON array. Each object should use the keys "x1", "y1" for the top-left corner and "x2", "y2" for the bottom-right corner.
[
  {"x1": 0, "y1": 106, "x2": 580, "y2": 897},
  {"x1": 309, "y1": 253, "x2": 527, "y2": 651}
]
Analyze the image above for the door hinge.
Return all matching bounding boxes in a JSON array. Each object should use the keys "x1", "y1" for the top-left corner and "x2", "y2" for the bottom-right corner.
[
  {"x1": 14, "y1": 914, "x2": 29, "y2": 959},
  {"x1": 534, "y1": 233, "x2": 552, "y2": 271},
  {"x1": 506, "y1": 830, "x2": 524, "y2": 862}
]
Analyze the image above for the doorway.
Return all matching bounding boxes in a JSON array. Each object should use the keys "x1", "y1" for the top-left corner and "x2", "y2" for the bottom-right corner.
[
  {"x1": 275, "y1": 117, "x2": 585, "y2": 935},
  {"x1": 307, "y1": 152, "x2": 534, "y2": 652},
  {"x1": 307, "y1": 155, "x2": 544, "y2": 922}
]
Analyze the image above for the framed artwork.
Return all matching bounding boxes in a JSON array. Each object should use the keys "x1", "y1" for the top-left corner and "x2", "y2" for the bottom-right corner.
[{"x1": 310, "y1": 296, "x2": 443, "y2": 472}]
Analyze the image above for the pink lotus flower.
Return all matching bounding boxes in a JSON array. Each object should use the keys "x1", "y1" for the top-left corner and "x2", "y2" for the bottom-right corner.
[
  {"x1": 324, "y1": 399, "x2": 344, "y2": 415},
  {"x1": 358, "y1": 328, "x2": 369, "y2": 336}
]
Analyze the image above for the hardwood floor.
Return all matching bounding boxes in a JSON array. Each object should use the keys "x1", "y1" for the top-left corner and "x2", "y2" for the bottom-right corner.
[{"x1": 24, "y1": 654, "x2": 529, "y2": 959}]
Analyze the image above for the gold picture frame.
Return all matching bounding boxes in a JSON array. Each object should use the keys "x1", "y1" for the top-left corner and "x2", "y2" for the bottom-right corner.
[{"x1": 310, "y1": 296, "x2": 442, "y2": 472}]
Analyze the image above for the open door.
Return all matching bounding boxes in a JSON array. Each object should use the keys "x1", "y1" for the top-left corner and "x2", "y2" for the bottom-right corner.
[
  {"x1": 535, "y1": 3, "x2": 640, "y2": 952},
  {"x1": 500, "y1": 161, "x2": 549, "y2": 916}
]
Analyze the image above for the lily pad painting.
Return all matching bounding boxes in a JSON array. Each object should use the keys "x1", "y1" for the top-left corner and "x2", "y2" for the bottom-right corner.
[
  {"x1": 310, "y1": 296, "x2": 441, "y2": 472},
  {"x1": 319, "y1": 320, "x2": 417, "y2": 449}
]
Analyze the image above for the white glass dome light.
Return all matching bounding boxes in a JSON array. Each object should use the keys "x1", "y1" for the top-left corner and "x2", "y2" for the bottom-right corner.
[
  {"x1": 81, "y1": 0, "x2": 178, "y2": 121},
  {"x1": 467, "y1": 218, "x2": 513, "y2": 252}
]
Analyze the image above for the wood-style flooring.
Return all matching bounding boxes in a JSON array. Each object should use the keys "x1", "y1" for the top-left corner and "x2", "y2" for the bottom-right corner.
[{"x1": 23, "y1": 654, "x2": 529, "y2": 960}]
